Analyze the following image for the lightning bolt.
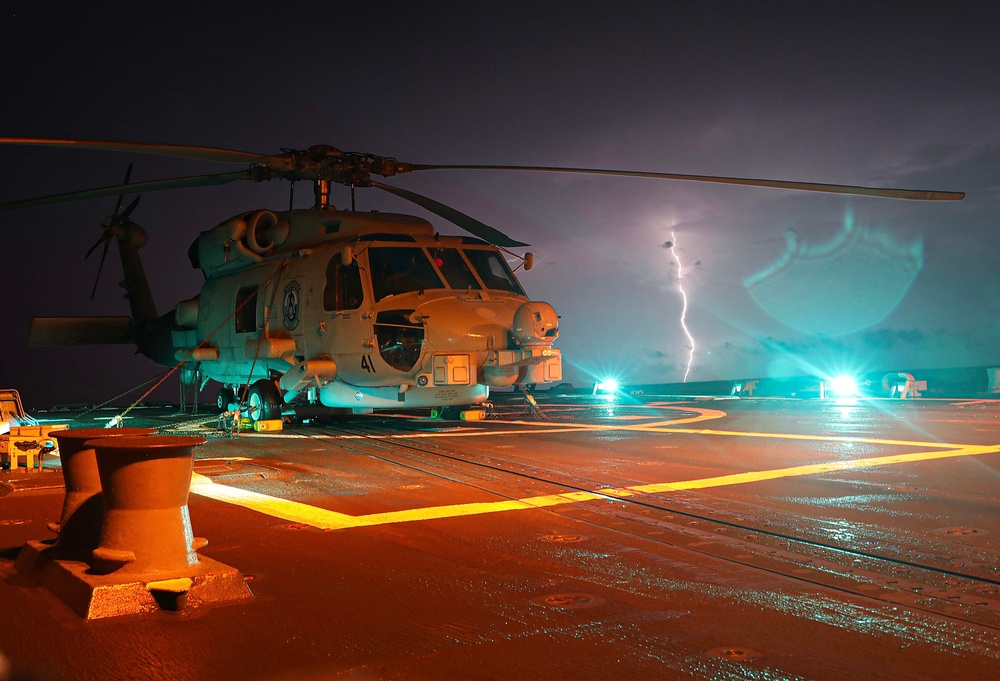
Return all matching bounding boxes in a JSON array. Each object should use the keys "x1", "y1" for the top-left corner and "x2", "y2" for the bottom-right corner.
[{"x1": 670, "y1": 230, "x2": 695, "y2": 382}]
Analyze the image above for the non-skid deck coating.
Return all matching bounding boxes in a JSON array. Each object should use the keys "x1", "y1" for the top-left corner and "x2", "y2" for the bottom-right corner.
[{"x1": 2, "y1": 394, "x2": 999, "y2": 680}]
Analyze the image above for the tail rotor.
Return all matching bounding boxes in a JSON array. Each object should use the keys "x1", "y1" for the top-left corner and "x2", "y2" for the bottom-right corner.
[{"x1": 85, "y1": 164, "x2": 141, "y2": 299}]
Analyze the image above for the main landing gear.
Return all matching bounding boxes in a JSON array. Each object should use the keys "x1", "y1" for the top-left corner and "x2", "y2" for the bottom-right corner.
[{"x1": 216, "y1": 380, "x2": 282, "y2": 423}]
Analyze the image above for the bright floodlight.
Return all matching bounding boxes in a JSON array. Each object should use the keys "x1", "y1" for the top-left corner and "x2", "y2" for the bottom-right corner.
[
  {"x1": 595, "y1": 378, "x2": 619, "y2": 393},
  {"x1": 830, "y1": 374, "x2": 859, "y2": 396}
]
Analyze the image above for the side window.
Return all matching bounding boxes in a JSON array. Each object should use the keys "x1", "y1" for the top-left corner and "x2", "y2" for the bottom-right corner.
[
  {"x1": 235, "y1": 286, "x2": 258, "y2": 333},
  {"x1": 324, "y1": 257, "x2": 364, "y2": 311}
]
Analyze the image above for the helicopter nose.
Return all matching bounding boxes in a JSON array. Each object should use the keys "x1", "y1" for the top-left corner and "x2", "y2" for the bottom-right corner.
[{"x1": 512, "y1": 301, "x2": 559, "y2": 346}]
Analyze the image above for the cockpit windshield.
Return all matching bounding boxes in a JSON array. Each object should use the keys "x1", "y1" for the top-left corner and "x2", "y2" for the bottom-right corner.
[
  {"x1": 430, "y1": 247, "x2": 481, "y2": 290},
  {"x1": 464, "y1": 248, "x2": 525, "y2": 295},
  {"x1": 370, "y1": 246, "x2": 445, "y2": 300},
  {"x1": 368, "y1": 244, "x2": 525, "y2": 301}
]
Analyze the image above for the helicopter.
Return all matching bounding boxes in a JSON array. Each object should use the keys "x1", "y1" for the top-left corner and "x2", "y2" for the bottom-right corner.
[{"x1": 0, "y1": 137, "x2": 965, "y2": 422}]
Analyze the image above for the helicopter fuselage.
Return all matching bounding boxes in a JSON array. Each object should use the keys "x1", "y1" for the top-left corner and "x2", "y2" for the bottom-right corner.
[{"x1": 171, "y1": 207, "x2": 562, "y2": 412}]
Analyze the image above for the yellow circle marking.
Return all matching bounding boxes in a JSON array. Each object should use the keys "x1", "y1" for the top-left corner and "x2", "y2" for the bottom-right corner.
[{"x1": 188, "y1": 405, "x2": 1000, "y2": 530}]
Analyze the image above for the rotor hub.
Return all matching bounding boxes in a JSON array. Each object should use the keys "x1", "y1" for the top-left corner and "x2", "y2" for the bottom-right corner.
[{"x1": 273, "y1": 147, "x2": 407, "y2": 188}]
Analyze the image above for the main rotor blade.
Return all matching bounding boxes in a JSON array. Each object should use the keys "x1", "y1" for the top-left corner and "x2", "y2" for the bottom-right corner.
[
  {"x1": 401, "y1": 164, "x2": 965, "y2": 202},
  {"x1": 0, "y1": 170, "x2": 255, "y2": 211},
  {"x1": 0, "y1": 137, "x2": 277, "y2": 166},
  {"x1": 370, "y1": 180, "x2": 529, "y2": 248}
]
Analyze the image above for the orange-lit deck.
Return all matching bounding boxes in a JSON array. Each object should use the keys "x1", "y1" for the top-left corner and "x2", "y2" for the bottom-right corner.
[{"x1": 2, "y1": 394, "x2": 999, "y2": 680}]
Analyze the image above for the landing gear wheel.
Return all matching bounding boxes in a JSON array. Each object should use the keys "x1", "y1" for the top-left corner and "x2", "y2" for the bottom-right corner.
[
  {"x1": 217, "y1": 387, "x2": 236, "y2": 412},
  {"x1": 246, "y1": 379, "x2": 282, "y2": 423}
]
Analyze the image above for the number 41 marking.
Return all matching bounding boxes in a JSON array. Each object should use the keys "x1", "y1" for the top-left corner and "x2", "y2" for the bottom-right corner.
[{"x1": 361, "y1": 355, "x2": 377, "y2": 373}]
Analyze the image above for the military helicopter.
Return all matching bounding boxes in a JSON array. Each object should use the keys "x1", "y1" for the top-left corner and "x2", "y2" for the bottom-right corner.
[{"x1": 0, "y1": 137, "x2": 964, "y2": 422}]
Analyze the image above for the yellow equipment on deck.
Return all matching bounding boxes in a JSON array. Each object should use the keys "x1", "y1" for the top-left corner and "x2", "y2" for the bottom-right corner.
[{"x1": 1, "y1": 389, "x2": 68, "y2": 471}]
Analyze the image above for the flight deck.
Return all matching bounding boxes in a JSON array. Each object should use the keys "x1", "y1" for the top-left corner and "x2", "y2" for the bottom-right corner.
[{"x1": 2, "y1": 393, "x2": 999, "y2": 680}]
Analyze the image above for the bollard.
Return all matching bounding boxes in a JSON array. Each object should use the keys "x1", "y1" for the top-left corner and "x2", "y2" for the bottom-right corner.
[
  {"x1": 89, "y1": 435, "x2": 207, "y2": 578},
  {"x1": 48, "y1": 428, "x2": 156, "y2": 562},
  {"x1": 16, "y1": 433, "x2": 252, "y2": 618}
]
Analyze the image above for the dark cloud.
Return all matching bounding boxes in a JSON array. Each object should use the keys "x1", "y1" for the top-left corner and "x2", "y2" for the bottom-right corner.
[{"x1": 1, "y1": 3, "x2": 997, "y2": 405}]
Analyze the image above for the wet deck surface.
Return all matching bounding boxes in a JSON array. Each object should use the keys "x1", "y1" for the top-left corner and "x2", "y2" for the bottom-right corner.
[{"x1": 2, "y1": 394, "x2": 999, "y2": 680}]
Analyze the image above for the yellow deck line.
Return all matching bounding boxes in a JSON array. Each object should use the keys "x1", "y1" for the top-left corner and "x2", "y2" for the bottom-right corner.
[
  {"x1": 190, "y1": 437, "x2": 1000, "y2": 532},
  {"x1": 609, "y1": 443, "x2": 1000, "y2": 496},
  {"x1": 630, "y1": 426, "x2": 970, "y2": 449},
  {"x1": 186, "y1": 405, "x2": 1000, "y2": 530},
  {"x1": 301, "y1": 406, "x2": 730, "y2": 441},
  {"x1": 190, "y1": 472, "x2": 357, "y2": 528}
]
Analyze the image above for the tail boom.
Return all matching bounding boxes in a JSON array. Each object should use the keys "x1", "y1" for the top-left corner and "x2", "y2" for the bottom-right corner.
[{"x1": 29, "y1": 316, "x2": 133, "y2": 346}]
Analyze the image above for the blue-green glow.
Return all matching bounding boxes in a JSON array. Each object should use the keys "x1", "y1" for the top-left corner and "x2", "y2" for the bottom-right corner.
[
  {"x1": 745, "y1": 210, "x2": 923, "y2": 335},
  {"x1": 830, "y1": 374, "x2": 859, "y2": 396},
  {"x1": 595, "y1": 378, "x2": 620, "y2": 393}
]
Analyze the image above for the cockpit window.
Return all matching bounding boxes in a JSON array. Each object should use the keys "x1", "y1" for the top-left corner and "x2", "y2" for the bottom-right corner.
[
  {"x1": 464, "y1": 249, "x2": 525, "y2": 294},
  {"x1": 431, "y1": 248, "x2": 481, "y2": 290},
  {"x1": 324, "y1": 257, "x2": 364, "y2": 311},
  {"x1": 369, "y1": 246, "x2": 446, "y2": 301}
]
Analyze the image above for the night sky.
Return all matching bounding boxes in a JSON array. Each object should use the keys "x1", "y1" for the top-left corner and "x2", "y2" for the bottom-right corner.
[{"x1": 2, "y1": 3, "x2": 998, "y2": 409}]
